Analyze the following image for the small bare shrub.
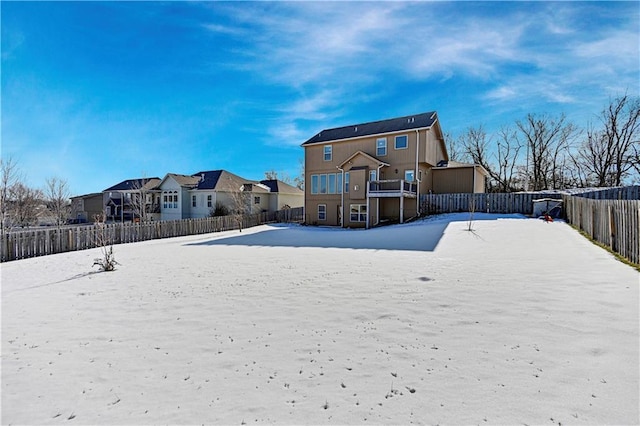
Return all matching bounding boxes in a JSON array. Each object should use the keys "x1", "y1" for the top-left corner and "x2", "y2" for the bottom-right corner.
[{"x1": 92, "y1": 214, "x2": 119, "y2": 271}]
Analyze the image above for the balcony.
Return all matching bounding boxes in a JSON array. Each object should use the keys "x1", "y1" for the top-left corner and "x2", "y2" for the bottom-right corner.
[{"x1": 367, "y1": 179, "x2": 417, "y2": 198}]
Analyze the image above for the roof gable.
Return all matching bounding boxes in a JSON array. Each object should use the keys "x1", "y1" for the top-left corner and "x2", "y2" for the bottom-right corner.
[
  {"x1": 339, "y1": 151, "x2": 390, "y2": 168},
  {"x1": 302, "y1": 111, "x2": 438, "y2": 146}
]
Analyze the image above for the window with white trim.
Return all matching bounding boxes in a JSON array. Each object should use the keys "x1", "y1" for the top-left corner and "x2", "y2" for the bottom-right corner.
[
  {"x1": 319, "y1": 174, "x2": 327, "y2": 194},
  {"x1": 323, "y1": 145, "x2": 332, "y2": 161},
  {"x1": 376, "y1": 138, "x2": 387, "y2": 156},
  {"x1": 405, "y1": 170, "x2": 415, "y2": 182},
  {"x1": 318, "y1": 204, "x2": 327, "y2": 221},
  {"x1": 328, "y1": 174, "x2": 336, "y2": 194},
  {"x1": 350, "y1": 204, "x2": 367, "y2": 222},
  {"x1": 344, "y1": 172, "x2": 350, "y2": 193},
  {"x1": 207, "y1": 195, "x2": 212, "y2": 208},
  {"x1": 369, "y1": 170, "x2": 377, "y2": 182},
  {"x1": 254, "y1": 196, "x2": 261, "y2": 204},
  {"x1": 395, "y1": 135, "x2": 408, "y2": 150},
  {"x1": 311, "y1": 173, "x2": 342, "y2": 195}
]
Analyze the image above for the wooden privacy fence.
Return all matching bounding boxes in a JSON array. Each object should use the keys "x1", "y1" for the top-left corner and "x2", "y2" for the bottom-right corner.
[
  {"x1": 563, "y1": 195, "x2": 640, "y2": 265},
  {"x1": 1, "y1": 207, "x2": 304, "y2": 262},
  {"x1": 421, "y1": 192, "x2": 563, "y2": 215}
]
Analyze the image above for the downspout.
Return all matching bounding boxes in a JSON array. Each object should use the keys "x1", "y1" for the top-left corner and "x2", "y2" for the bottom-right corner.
[
  {"x1": 337, "y1": 166, "x2": 344, "y2": 227},
  {"x1": 415, "y1": 129, "x2": 421, "y2": 216}
]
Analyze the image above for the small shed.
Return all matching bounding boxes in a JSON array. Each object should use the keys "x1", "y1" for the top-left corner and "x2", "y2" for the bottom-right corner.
[{"x1": 532, "y1": 198, "x2": 563, "y2": 218}]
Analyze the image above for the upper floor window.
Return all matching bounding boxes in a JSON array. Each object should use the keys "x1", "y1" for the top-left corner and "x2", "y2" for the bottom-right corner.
[
  {"x1": 311, "y1": 175, "x2": 319, "y2": 194},
  {"x1": 323, "y1": 145, "x2": 332, "y2": 161},
  {"x1": 254, "y1": 196, "x2": 261, "y2": 204},
  {"x1": 395, "y1": 135, "x2": 408, "y2": 150},
  {"x1": 192, "y1": 195, "x2": 197, "y2": 207},
  {"x1": 376, "y1": 138, "x2": 387, "y2": 156},
  {"x1": 369, "y1": 170, "x2": 377, "y2": 182},
  {"x1": 405, "y1": 170, "x2": 415, "y2": 182},
  {"x1": 344, "y1": 172, "x2": 350, "y2": 193},
  {"x1": 207, "y1": 195, "x2": 212, "y2": 208}
]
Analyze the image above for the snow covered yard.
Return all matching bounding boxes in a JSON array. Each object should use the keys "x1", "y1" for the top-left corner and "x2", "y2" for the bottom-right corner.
[{"x1": 1, "y1": 213, "x2": 638, "y2": 425}]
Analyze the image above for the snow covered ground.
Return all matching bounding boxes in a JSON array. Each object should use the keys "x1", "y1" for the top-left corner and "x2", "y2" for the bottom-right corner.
[{"x1": 2, "y1": 213, "x2": 638, "y2": 425}]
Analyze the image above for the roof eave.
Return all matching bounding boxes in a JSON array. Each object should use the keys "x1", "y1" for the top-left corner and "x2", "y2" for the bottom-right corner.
[{"x1": 302, "y1": 125, "x2": 433, "y2": 147}]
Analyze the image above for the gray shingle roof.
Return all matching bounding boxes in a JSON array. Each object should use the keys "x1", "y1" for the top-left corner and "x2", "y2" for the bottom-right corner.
[
  {"x1": 260, "y1": 179, "x2": 303, "y2": 194},
  {"x1": 103, "y1": 177, "x2": 161, "y2": 192},
  {"x1": 302, "y1": 111, "x2": 438, "y2": 145},
  {"x1": 192, "y1": 170, "x2": 253, "y2": 191}
]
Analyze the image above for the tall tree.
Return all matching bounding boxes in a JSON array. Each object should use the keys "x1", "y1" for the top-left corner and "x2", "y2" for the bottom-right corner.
[
  {"x1": 9, "y1": 183, "x2": 43, "y2": 228},
  {"x1": 573, "y1": 124, "x2": 614, "y2": 187},
  {"x1": 600, "y1": 94, "x2": 640, "y2": 186},
  {"x1": 494, "y1": 126, "x2": 523, "y2": 192},
  {"x1": 516, "y1": 113, "x2": 578, "y2": 191},
  {"x1": 0, "y1": 157, "x2": 20, "y2": 234},
  {"x1": 44, "y1": 176, "x2": 71, "y2": 228}
]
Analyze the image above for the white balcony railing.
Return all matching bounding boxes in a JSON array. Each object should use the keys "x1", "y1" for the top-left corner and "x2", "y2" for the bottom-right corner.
[{"x1": 367, "y1": 179, "x2": 417, "y2": 198}]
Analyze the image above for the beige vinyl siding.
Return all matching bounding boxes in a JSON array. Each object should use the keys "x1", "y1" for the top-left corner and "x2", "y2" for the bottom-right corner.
[{"x1": 432, "y1": 168, "x2": 478, "y2": 193}]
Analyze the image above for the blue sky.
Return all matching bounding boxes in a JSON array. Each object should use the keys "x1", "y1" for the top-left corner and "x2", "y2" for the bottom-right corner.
[{"x1": 2, "y1": 1, "x2": 639, "y2": 196}]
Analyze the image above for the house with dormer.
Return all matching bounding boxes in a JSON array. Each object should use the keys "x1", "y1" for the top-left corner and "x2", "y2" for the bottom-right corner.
[
  {"x1": 302, "y1": 111, "x2": 487, "y2": 228},
  {"x1": 158, "y1": 170, "x2": 304, "y2": 221}
]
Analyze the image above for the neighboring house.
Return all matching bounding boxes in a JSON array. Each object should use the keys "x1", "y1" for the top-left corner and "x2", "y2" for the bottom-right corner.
[
  {"x1": 302, "y1": 111, "x2": 485, "y2": 228},
  {"x1": 259, "y1": 179, "x2": 304, "y2": 211},
  {"x1": 70, "y1": 193, "x2": 103, "y2": 223},
  {"x1": 103, "y1": 177, "x2": 162, "y2": 222},
  {"x1": 158, "y1": 173, "x2": 201, "y2": 221},
  {"x1": 158, "y1": 170, "x2": 304, "y2": 221}
]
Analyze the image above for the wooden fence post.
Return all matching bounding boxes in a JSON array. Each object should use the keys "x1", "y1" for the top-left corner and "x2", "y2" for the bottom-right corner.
[{"x1": 609, "y1": 204, "x2": 616, "y2": 251}]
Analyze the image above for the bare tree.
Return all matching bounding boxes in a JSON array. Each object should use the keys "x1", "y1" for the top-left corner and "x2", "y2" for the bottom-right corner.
[
  {"x1": 1, "y1": 157, "x2": 20, "y2": 234},
  {"x1": 494, "y1": 126, "x2": 523, "y2": 192},
  {"x1": 445, "y1": 131, "x2": 466, "y2": 162},
  {"x1": 516, "y1": 113, "x2": 578, "y2": 191},
  {"x1": 44, "y1": 176, "x2": 71, "y2": 228},
  {"x1": 572, "y1": 123, "x2": 614, "y2": 187},
  {"x1": 9, "y1": 183, "x2": 43, "y2": 228},
  {"x1": 128, "y1": 178, "x2": 153, "y2": 222},
  {"x1": 599, "y1": 94, "x2": 640, "y2": 186},
  {"x1": 265, "y1": 163, "x2": 305, "y2": 191},
  {"x1": 227, "y1": 180, "x2": 251, "y2": 232},
  {"x1": 294, "y1": 158, "x2": 305, "y2": 191},
  {"x1": 92, "y1": 213, "x2": 118, "y2": 271},
  {"x1": 458, "y1": 125, "x2": 501, "y2": 191}
]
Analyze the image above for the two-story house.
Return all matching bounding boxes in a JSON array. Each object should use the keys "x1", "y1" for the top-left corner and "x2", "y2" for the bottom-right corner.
[
  {"x1": 103, "y1": 177, "x2": 162, "y2": 222},
  {"x1": 302, "y1": 111, "x2": 486, "y2": 228}
]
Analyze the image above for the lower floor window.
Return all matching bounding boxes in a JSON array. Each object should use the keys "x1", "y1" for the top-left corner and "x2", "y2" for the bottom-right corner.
[
  {"x1": 318, "y1": 204, "x2": 327, "y2": 221},
  {"x1": 350, "y1": 204, "x2": 366, "y2": 222}
]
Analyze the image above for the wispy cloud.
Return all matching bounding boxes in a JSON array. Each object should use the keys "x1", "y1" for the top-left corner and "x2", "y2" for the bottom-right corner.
[{"x1": 195, "y1": 1, "x2": 638, "y2": 145}]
